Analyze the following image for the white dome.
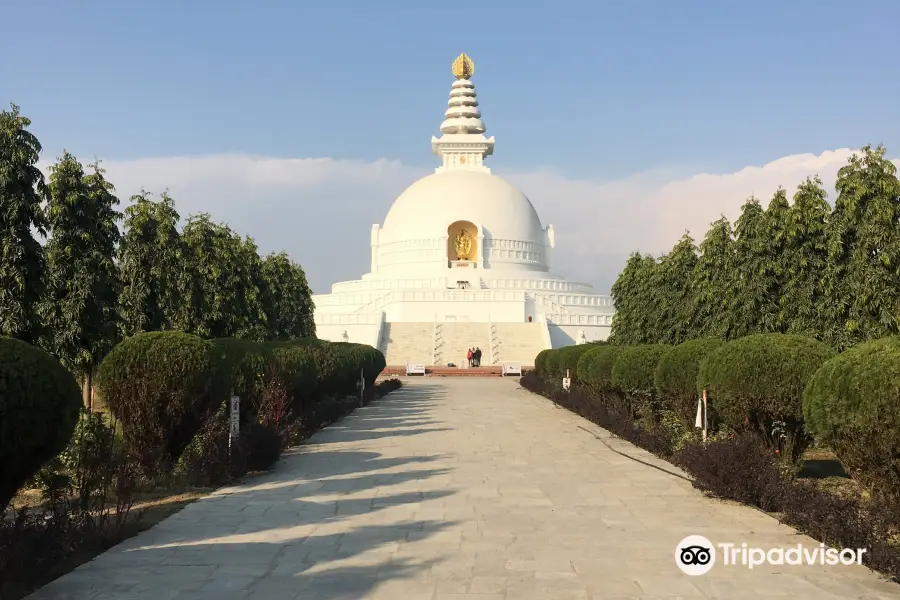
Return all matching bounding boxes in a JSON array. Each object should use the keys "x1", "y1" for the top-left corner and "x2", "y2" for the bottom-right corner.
[{"x1": 380, "y1": 170, "x2": 545, "y2": 244}]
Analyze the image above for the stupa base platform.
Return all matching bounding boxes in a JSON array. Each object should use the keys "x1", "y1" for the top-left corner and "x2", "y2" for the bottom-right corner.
[{"x1": 380, "y1": 365, "x2": 532, "y2": 377}]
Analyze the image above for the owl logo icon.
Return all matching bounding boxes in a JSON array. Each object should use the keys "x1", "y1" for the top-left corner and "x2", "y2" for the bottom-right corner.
[{"x1": 675, "y1": 535, "x2": 716, "y2": 575}]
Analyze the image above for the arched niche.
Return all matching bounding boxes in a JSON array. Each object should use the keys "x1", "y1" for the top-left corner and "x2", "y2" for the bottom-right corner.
[{"x1": 447, "y1": 221, "x2": 478, "y2": 262}]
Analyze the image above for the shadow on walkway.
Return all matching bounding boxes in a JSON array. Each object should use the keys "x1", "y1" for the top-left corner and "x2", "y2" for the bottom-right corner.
[{"x1": 30, "y1": 382, "x2": 458, "y2": 600}]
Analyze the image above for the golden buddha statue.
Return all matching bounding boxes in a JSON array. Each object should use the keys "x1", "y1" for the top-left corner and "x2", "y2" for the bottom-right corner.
[{"x1": 455, "y1": 229, "x2": 473, "y2": 260}]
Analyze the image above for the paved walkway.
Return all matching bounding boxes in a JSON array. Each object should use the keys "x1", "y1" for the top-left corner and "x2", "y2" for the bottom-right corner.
[{"x1": 30, "y1": 378, "x2": 899, "y2": 600}]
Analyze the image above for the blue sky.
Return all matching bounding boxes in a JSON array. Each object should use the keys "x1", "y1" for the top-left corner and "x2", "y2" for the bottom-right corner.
[
  {"x1": 2, "y1": 1, "x2": 899, "y2": 292},
  {"x1": 4, "y1": 0, "x2": 898, "y2": 177}
]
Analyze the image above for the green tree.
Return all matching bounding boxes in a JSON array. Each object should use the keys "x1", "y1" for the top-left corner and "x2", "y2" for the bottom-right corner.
[
  {"x1": 650, "y1": 233, "x2": 699, "y2": 344},
  {"x1": 781, "y1": 177, "x2": 830, "y2": 339},
  {"x1": 0, "y1": 104, "x2": 46, "y2": 344},
  {"x1": 177, "y1": 214, "x2": 267, "y2": 340},
  {"x1": 119, "y1": 190, "x2": 184, "y2": 336},
  {"x1": 765, "y1": 187, "x2": 790, "y2": 333},
  {"x1": 260, "y1": 252, "x2": 316, "y2": 340},
  {"x1": 691, "y1": 216, "x2": 735, "y2": 339},
  {"x1": 731, "y1": 197, "x2": 779, "y2": 337},
  {"x1": 42, "y1": 154, "x2": 122, "y2": 406},
  {"x1": 610, "y1": 252, "x2": 658, "y2": 344},
  {"x1": 825, "y1": 145, "x2": 900, "y2": 348}
]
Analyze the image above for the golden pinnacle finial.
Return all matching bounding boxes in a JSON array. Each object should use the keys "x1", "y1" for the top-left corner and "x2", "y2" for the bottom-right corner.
[{"x1": 451, "y1": 53, "x2": 475, "y2": 80}]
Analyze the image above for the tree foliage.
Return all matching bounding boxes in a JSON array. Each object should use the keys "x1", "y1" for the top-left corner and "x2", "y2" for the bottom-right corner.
[
  {"x1": 782, "y1": 177, "x2": 830, "y2": 338},
  {"x1": 0, "y1": 104, "x2": 46, "y2": 344},
  {"x1": 610, "y1": 145, "x2": 900, "y2": 350},
  {"x1": 41, "y1": 154, "x2": 122, "y2": 395},
  {"x1": 0, "y1": 108, "x2": 317, "y2": 405},
  {"x1": 177, "y1": 214, "x2": 268, "y2": 340},
  {"x1": 260, "y1": 251, "x2": 316, "y2": 340},
  {"x1": 691, "y1": 216, "x2": 735, "y2": 339},
  {"x1": 118, "y1": 190, "x2": 183, "y2": 336},
  {"x1": 609, "y1": 253, "x2": 657, "y2": 344},
  {"x1": 824, "y1": 145, "x2": 900, "y2": 349}
]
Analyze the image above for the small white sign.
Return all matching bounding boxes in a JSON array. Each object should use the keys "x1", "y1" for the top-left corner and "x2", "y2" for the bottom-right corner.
[
  {"x1": 562, "y1": 377, "x2": 571, "y2": 391},
  {"x1": 229, "y1": 395, "x2": 240, "y2": 447}
]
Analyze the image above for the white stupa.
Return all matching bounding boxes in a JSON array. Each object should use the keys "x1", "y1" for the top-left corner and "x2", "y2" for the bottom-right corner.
[{"x1": 313, "y1": 53, "x2": 614, "y2": 366}]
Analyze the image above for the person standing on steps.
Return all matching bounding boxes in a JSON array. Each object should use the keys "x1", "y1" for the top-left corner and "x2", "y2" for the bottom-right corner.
[
  {"x1": 474, "y1": 347, "x2": 482, "y2": 367},
  {"x1": 467, "y1": 348, "x2": 473, "y2": 367}
]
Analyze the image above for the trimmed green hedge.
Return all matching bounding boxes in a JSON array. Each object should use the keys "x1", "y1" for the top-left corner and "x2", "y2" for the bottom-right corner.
[
  {"x1": 555, "y1": 345, "x2": 594, "y2": 381},
  {"x1": 611, "y1": 344, "x2": 670, "y2": 419},
  {"x1": 803, "y1": 336, "x2": 900, "y2": 499},
  {"x1": 0, "y1": 337, "x2": 82, "y2": 510},
  {"x1": 611, "y1": 344, "x2": 670, "y2": 396},
  {"x1": 96, "y1": 331, "x2": 218, "y2": 474},
  {"x1": 210, "y1": 338, "x2": 271, "y2": 419},
  {"x1": 575, "y1": 346, "x2": 604, "y2": 383},
  {"x1": 586, "y1": 345, "x2": 626, "y2": 397},
  {"x1": 698, "y1": 333, "x2": 835, "y2": 462},
  {"x1": 655, "y1": 338, "x2": 725, "y2": 427},
  {"x1": 99, "y1": 333, "x2": 386, "y2": 480},
  {"x1": 535, "y1": 349, "x2": 552, "y2": 379}
]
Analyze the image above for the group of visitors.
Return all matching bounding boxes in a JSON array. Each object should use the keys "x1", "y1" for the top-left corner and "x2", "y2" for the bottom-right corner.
[{"x1": 467, "y1": 347, "x2": 482, "y2": 367}]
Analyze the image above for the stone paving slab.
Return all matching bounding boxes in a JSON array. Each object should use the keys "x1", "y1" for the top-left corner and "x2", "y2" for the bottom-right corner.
[{"x1": 26, "y1": 378, "x2": 900, "y2": 599}]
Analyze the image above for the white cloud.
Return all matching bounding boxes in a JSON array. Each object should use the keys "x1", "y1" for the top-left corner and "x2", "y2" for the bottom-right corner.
[{"x1": 52, "y1": 149, "x2": 898, "y2": 294}]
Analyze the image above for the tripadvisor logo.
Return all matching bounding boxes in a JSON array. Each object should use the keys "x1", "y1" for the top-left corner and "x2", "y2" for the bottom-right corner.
[{"x1": 675, "y1": 535, "x2": 866, "y2": 575}]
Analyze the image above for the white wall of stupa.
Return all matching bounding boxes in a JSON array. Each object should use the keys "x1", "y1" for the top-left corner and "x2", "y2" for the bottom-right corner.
[{"x1": 312, "y1": 53, "x2": 615, "y2": 365}]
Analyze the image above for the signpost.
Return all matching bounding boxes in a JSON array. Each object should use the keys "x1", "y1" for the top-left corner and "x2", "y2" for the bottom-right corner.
[
  {"x1": 229, "y1": 394, "x2": 240, "y2": 449},
  {"x1": 562, "y1": 369, "x2": 571, "y2": 391},
  {"x1": 359, "y1": 368, "x2": 365, "y2": 407},
  {"x1": 695, "y1": 389, "x2": 709, "y2": 442}
]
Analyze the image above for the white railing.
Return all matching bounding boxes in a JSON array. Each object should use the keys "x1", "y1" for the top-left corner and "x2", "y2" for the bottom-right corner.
[
  {"x1": 544, "y1": 313, "x2": 614, "y2": 326},
  {"x1": 312, "y1": 292, "x2": 382, "y2": 306},
  {"x1": 353, "y1": 289, "x2": 527, "y2": 314},
  {"x1": 330, "y1": 276, "x2": 602, "y2": 294},
  {"x1": 488, "y1": 321, "x2": 500, "y2": 365},
  {"x1": 544, "y1": 294, "x2": 614, "y2": 308},
  {"x1": 332, "y1": 277, "x2": 450, "y2": 293},
  {"x1": 433, "y1": 321, "x2": 443, "y2": 365},
  {"x1": 533, "y1": 292, "x2": 571, "y2": 315},
  {"x1": 353, "y1": 292, "x2": 395, "y2": 314},
  {"x1": 484, "y1": 278, "x2": 594, "y2": 293},
  {"x1": 314, "y1": 313, "x2": 383, "y2": 325}
]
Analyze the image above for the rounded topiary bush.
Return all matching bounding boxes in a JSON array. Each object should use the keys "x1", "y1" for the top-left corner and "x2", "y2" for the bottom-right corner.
[
  {"x1": 655, "y1": 338, "x2": 725, "y2": 427},
  {"x1": 210, "y1": 338, "x2": 272, "y2": 421},
  {"x1": 698, "y1": 333, "x2": 835, "y2": 462},
  {"x1": 803, "y1": 336, "x2": 900, "y2": 499},
  {"x1": 266, "y1": 341, "x2": 319, "y2": 407},
  {"x1": 611, "y1": 344, "x2": 670, "y2": 419},
  {"x1": 534, "y1": 349, "x2": 552, "y2": 378},
  {"x1": 612, "y1": 344, "x2": 670, "y2": 395},
  {"x1": 96, "y1": 331, "x2": 218, "y2": 475},
  {"x1": 586, "y1": 345, "x2": 626, "y2": 398},
  {"x1": 576, "y1": 346, "x2": 604, "y2": 384},
  {"x1": 0, "y1": 337, "x2": 82, "y2": 509},
  {"x1": 328, "y1": 342, "x2": 385, "y2": 401},
  {"x1": 555, "y1": 345, "x2": 592, "y2": 381},
  {"x1": 543, "y1": 349, "x2": 563, "y2": 384}
]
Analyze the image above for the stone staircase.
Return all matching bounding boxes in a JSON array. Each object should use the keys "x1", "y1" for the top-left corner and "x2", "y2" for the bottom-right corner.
[
  {"x1": 379, "y1": 322, "x2": 434, "y2": 365},
  {"x1": 492, "y1": 322, "x2": 547, "y2": 366},
  {"x1": 437, "y1": 322, "x2": 491, "y2": 366}
]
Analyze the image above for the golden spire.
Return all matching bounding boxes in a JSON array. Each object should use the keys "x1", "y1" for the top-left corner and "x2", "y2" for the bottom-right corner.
[{"x1": 451, "y1": 53, "x2": 475, "y2": 80}]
